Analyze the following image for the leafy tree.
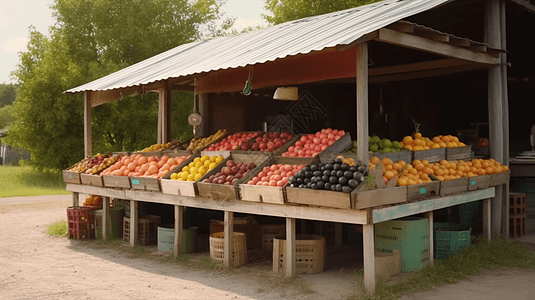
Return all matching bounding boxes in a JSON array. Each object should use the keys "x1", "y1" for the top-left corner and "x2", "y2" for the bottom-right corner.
[
  {"x1": 6, "y1": 0, "x2": 226, "y2": 170},
  {"x1": 0, "y1": 83, "x2": 18, "y2": 108},
  {"x1": 0, "y1": 105, "x2": 15, "y2": 129},
  {"x1": 263, "y1": 0, "x2": 381, "y2": 25}
]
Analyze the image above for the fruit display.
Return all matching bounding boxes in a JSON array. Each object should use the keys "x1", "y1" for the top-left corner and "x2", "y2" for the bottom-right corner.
[
  {"x1": 100, "y1": 154, "x2": 189, "y2": 179},
  {"x1": 83, "y1": 194, "x2": 103, "y2": 209},
  {"x1": 188, "y1": 129, "x2": 228, "y2": 152},
  {"x1": 476, "y1": 138, "x2": 490, "y2": 147},
  {"x1": 281, "y1": 128, "x2": 345, "y2": 157},
  {"x1": 201, "y1": 159, "x2": 256, "y2": 185},
  {"x1": 369, "y1": 156, "x2": 433, "y2": 186},
  {"x1": 401, "y1": 133, "x2": 466, "y2": 151},
  {"x1": 205, "y1": 131, "x2": 294, "y2": 152},
  {"x1": 368, "y1": 136, "x2": 404, "y2": 153},
  {"x1": 68, "y1": 153, "x2": 123, "y2": 175},
  {"x1": 171, "y1": 155, "x2": 224, "y2": 181},
  {"x1": 247, "y1": 164, "x2": 306, "y2": 187},
  {"x1": 141, "y1": 140, "x2": 190, "y2": 152},
  {"x1": 289, "y1": 157, "x2": 367, "y2": 192}
]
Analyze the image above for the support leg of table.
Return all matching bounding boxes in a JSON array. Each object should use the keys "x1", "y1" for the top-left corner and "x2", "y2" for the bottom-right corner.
[
  {"x1": 363, "y1": 223, "x2": 375, "y2": 293},
  {"x1": 286, "y1": 217, "x2": 296, "y2": 278},
  {"x1": 335, "y1": 223, "x2": 343, "y2": 248},
  {"x1": 103, "y1": 197, "x2": 110, "y2": 240},
  {"x1": 130, "y1": 200, "x2": 138, "y2": 247},
  {"x1": 72, "y1": 192, "x2": 79, "y2": 207},
  {"x1": 425, "y1": 211, "x2": 434, "y2": 266},
  {"x1": 174, "y1": 205, "x2": 184, "y2": 257},
  {"x1": 224, "y1": 211, "x2": 234, "y2": 268},
  {"x1": 483, "y1": 198, "x2": 491, "y2": 240}
]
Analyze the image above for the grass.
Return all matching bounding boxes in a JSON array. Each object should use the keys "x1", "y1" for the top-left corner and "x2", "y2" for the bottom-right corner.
[
  {"x1": 0, "y1": 165, "x2": 70, "y2": 197},
  {"x1": 352, "y1": 236, "x2": 535, "y2": 300},
  {"x1": 47, "y1": 220, "x2": 68, "y2": 236}
]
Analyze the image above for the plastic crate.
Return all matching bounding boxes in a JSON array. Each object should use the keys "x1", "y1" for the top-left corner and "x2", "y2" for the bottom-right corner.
[
  {"x1": 375, "y1": 217, "x2": 429, "y2": 272},
  {"x1": 123, "y1": 215, "x2": 161, "y2": 246},
  {"x1": 157, "y1": 226, "x2": 197, "y2": 253},
  {"x1": 433, "y1": 222, "x2": 471, "y2": 258},
  {"x1": 209, "y1": 232, "x2": 247, "y2": 266},
  {"x1": 261, "y1": 224, "x2": 286, "y2": 251},
  {"x1": 273, "y1": 235, "x2": 326, "y2": 274},
  {"x1": 67, "y1": 206, "x2": 96, "y2": 240}
]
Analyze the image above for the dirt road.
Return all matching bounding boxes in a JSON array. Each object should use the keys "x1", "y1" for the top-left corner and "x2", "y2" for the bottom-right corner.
[{"x1": 1, "y1": 195, "x2": 534, "y2": 300}]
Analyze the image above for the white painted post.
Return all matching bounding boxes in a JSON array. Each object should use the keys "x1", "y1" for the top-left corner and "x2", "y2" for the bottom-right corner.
[
  {"x1": 130, "y1": 200, "x2": 138, "y2": 247},
  {"x1": 425, "y1": 211, "x2": 434, "y2": 265},
  {"x1": 483, "y1": 199, "x2": 492, "y2": 240},
  {"x1": 356, "y1": 43, "x2": 369, "y2": 164},
  {"x1": 363, "y1": 223, "x2": 375, "y2": 293},
  {"x1": 286, "y1": 218, "x2": 296, "y2": 278},
  {"x1": 224, "y1": 211, "x2": 234, "y2": 268},
  {"x1": 174, "y1": 205, "x2": 184, "y2": 257}
]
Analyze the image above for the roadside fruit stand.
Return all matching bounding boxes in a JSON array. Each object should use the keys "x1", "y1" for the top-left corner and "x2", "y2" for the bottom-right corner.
[{"x1": 62, "y1": 0, "x2": 512, "y2": 293}]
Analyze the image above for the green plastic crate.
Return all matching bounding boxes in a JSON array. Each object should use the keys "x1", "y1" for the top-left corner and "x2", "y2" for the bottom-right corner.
[
  {"x1": 375, "y1": 217, "x2": 429, "y2": 272},
  {"x1": 433, "y1": 222, "x2": 471, "y2": 259}
]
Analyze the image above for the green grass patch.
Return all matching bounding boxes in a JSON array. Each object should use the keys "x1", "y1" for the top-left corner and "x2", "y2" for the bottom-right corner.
[
  {"x1": 47, "y1": 220, "x2": 68, "y2": 236},
  {"x1": 353, "y1": 237, "x2": 535, "y2": 300},
  {"x1": 0, "y1": 165, "x2": 70, "y2": 197}
]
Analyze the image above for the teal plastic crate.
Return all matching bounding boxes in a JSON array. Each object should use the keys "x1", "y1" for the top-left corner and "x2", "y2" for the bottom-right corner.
[
  {"x1": 375, "y1": 217, "x2": 429, "y2": 272},
  {"x1": 433, "y1": 222, "x2": 471, "y2": 259}
]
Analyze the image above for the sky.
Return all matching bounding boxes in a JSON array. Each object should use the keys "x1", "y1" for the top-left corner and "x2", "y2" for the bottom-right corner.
[{"x1": 0, "y1": 0, "x2": 268, "y2": 84}]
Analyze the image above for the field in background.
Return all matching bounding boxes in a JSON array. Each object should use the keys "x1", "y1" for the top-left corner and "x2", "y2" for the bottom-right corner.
[{"x1": 0, "y1": 166, "x2": 70, "y2": 197}]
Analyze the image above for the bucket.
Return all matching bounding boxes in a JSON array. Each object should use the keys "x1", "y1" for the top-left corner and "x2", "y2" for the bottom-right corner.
[
  {"x1": 95, "y1": 207, "x2": 125, "y2": 239},
  {"x1": 157, "y1": 226, "x2": 197, "y2": 253}
]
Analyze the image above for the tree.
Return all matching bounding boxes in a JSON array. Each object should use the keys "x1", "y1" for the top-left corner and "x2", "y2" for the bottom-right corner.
[
  {"x1": 263, "y1": 0, "x2": 381, "y2": 25},
  {"x1": 0, "y1": 83, "x2": 18, "y2": 108},
  {"x1": 6, "y1": 0, "x2": 227, "y2": 170}
]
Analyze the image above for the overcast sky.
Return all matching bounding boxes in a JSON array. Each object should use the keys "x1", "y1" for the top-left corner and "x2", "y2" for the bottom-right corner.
[{"x1": 0, "y1": 0, "x2": 267, "y2": 84}]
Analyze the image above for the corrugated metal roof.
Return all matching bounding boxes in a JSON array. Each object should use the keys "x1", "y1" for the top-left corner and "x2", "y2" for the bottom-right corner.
[{"x1": 66, "y1": 0, "x2": 455, "y2": 94}]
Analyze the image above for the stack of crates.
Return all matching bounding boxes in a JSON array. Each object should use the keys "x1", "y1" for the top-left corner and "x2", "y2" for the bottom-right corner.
[
  {"x1": 433, "y1": 222, "x2": 471, "y2": 259},
  {"x1": 67, "y1": 206, "x2": 96, "y2": 240},
  {"x1": 375, "y1": 217, "x2": 429, "y2": 272},
  {"x1": 509, "y1": 193, "x2": 526, "y2": 238},
  {"x1": 123, "y1": 215, "x2": 161, "y2": 246}
]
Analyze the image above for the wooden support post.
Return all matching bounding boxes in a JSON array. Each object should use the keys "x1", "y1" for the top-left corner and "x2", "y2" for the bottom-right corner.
[
  {"x1": 130, "y1": 200, "x2": 138, "y2": 247},
  {"x1": 103, "y1": 197, "x2": 110, "y2": 240},
  {"x1": 483, "y1": 198, "x2": 492, "y2": 240},
  {"x1": 363, "y1": 224, "x2": 375, "y2": 293},
  {"x1": 198, "y1": 93, "x2": 209, "y2": 138},
  {"x1": 335, "y1": 223, "x2": 343, "y2": 248},
  {"x1": 500, "y1": 0, "x2": 510, "y2": 238},
  {"x1": 158, "y1": 88, "x2": 169, "y2": 143},
  {"x1": 166, "y1": 85, "x2": 173, "y2": 143},
  {"x1": 174, "y1": 205, "x2": 184, "y2": 257},
  {"x1": 84, "y1": 91, "x2": 92, "y2": 158},
  {"x1": 157, "y1": 94, "x2": 162, "y2": 144},
  {"x1": 224, "y1": 211, "x2": 234, "y2": 268},
  {"x1": 425, "y1": 211, "x2": 434, "y2": 265},
  {"x1": 286, "y1": 218, "x2": 296, "y2": 278},
  {"x1": 356, "y1": 43, "x2": 369, "y2": 164},
  {"x1": 485, "y1": 0, "x2": 503, "y2": 238},
  {"x1": 72, "y1": 192, "x2": 79, "y2": 207}
]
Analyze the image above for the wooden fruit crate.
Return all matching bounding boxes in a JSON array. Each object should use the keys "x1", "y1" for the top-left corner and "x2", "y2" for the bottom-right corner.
[
  {"x1": 273, "y1": 235, "x2": 326, "y2": 274},
  {"x1": 445, "y1": 146, "x2": 472, "y2": 161},
  {"x1": 369, "y1": 151, "x2": 413, "y2": 164},
  {"x1": 439, "y1": 177, "x2": 469, "y2": 196},
  {"x1": 488, "y1": 170, "x2": 510, "y2": 186},
  {"x1": 276, "y1": 132, "x2": 352, "y2": 162},
  {"x1": 130, "y1": 176, "x2": 160, "y2": 192},
  {"x1": 352, "y1": 185, "x2": 408, "y2": 210},
  {"x1": 189, "y1": 131, "x2": 230, "y2": 154},
  {"x1": 160, "y1": 153, "x2": 201, "y2": 197},
  {"x1": 102, "y1": 175, "x2": 131, "y2": 189},
  {"x1": 239, "y1": 156, "x2": 316, "y2": 204},
  {"x1": 467, "y1": 175, "x2": 491, "y2": 191},
  {"x1": 406, "y1": 181, "x2": 440, "y2": 202},
  {"x1": 286, "y1": 186, "x2": 354, "y2": 209},
  {"x1": 63, "y1": 169, "x2": 82, "y2": 184},
  {"x1": 197, "y1": 153, "x2": 269, "y2": 201},
  {"x1": 80, "y1": 173, "x2": 104, "y2": 187},
  {"x1": 412, "y1": 148, "x2": 446, "y2": 163}
]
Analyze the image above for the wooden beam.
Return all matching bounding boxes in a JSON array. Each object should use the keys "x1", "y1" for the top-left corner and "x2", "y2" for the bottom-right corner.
[
  {"x1": 376, "y1": 28, "x2": 499, "y2": 64},
  {"x1": 413, "y1": 29, "x2": 450, "y2": 43},
  {"x1": 174, "y1": 205, "x2": 184, "y2": 257},
  {"x1": 500, "y1": 0, "x2": 510, "y2": 238},
  {"x1": 425, "y1": 211, "x2": 434, "y2": 266},
  {"x1": 469, "y1": 43, "x2": 488, "y2": 53},
  {"x1": 157, "y1": 89, "x2": 164, "y2": 144},
  {"x1": 66, "y1": 184, "x2": 370, "y2": 224},
  {"x1": 386, "y1": 21, "x2": 415, "y2": 33},
  {"x1": 84, "y1": 92, "x2": 92, "y2": 158},
  {"x1": 72, "y1": 192, "x2": 79, "y2": 207},
  {"x1": 449, "y1": 38, "x2": 471, "y2": 48},
  {"x1": 369, "y1": 63, "x2": 488, "y2": 84},
  {"x1": 130, "y1": 200, "x2": 138, "y2": 247},
  {"x1": 198, "y1": 93, "x2": 209, "y2": 138},
  {"x1": 169, "y1": 84, "x2": 195, "y2": 91},
  {"x1": 508, "y1": 0, "x2": 535, "y2": 13},
  {"x1": 372, "y1": 188, "x2": 495, "y2": 223},
  {"x1": 89, "y1": 87, "x2": 141, "y2": 107},
  {"x1": 356, "y1": 43, "x2": 369, "y2": 164},
  {"x1": 286, "y1": 218, "x2": 296, "y2": 278},
  {"x1": 337, "y1": 31, "x2": 378, "y2": 52},
  {"x1": 224, "y1": 211, "x2": 234, "y2": 268},
  {"x1": 483, "y1": 198, "x2": 491, "y2": 240},
  {"x1": 369, "y1": 58, "x2": 475, "y2": 77},
  {"x1": 103, "y1": 197, "x2": 110, "y2": 240},
  {"x1": 363, "y1": 224, "x2": 375, "y2": 293},
  {"x1": 486, "y1": 0, "x2": 504, "y2": 238}
]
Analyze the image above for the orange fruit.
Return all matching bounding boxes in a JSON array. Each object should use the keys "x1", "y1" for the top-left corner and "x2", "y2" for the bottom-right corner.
[
  {"x1": 436, "y1": 175, "x2": 445, "y2": 181},
  {"x1": 370, "y1": 156, "x2": 380, "y2": 164},
  {"x1": 398, "y1": 160, "x2": 407, "y2": 168},
  {"x1": 403, "y1": 136, "x2": 413, "y2": 144},
  {"x1": 478, "y1": 169, "x2": 486, "y2": 176},
  {"x1": 393, "y1": 163, "x2": 402, "y2": 171},
  {"x1": 404, "y1": 145, "x2": 413, "y2": 151},
  {"x1": 397, "y1": 177, "x2": 408, "y2": 186},
  {"x1": 415, "y1": 163, "x2": 424, "y2": 171},
  {"x1": 414, "y1": 132, "x2": 422, "y2": 139},
  {"x1": 382, "y1": 158, "x2": 393, "y2": 166},
  {"x1": 384, "y1": 171, "x2": 395, "y2": 180}
]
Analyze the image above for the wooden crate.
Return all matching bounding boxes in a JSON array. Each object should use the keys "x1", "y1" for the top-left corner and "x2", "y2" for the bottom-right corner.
[
  {"x1": 123, "y1": 215, "x2": 161, "y2": 246},
  {"x1": 375, "y1": 250, "x2": 401, "y2": 281},
  {"x1": 467, "y1": 175, "x2": 491, "y2": 191},
  {"x1": 412, "y1": 148, "x2": 446, "y2": 163},
  {"x1": 197, "y1": 153, "x2": 269, "y2": 201},
  {"x1": 261, "y1": 224, "x2": 286, "y2": 251},
  {"x1": 352, "y1": 186, "x2": 408, "y2": 209},
  {"x1": 488, "y1": 170, "x2": 510, "y2": 186},
  {"x1": 369, "y1": 151, "x2": 413, "y2": 164},
  {"x1": 63, "y1": 169, "x2": 82, "y2": 184},
  {"x1": 159, "y1": 153, "x2": 201, "y2": 197},
  {"x1": 239, "y1": 156, "x2": 315, "y2": 204},
  {"x1": 277, "y1": 132, "x2": 352, "y2": 160},
  {"x1": 439, "y1": 177, "x2": 469, "y2": 196},
  {"x1": 273, "y1": 235, "x2": 326, "y2": 274},
  {"x1": 406, "y1": 181, "x2": 440, "y2": 202},
  {"x1": 130, "y1": 176, "x2": 160, "y2": 192},
  {"x1": 209, "y1": 232, "x2": 247, "y2": 266},
  {"x1": 80, "y1": 173, "x2": 104, "y2": 187},
  {"x1": 102, "y1": 175, "x2": 131, "y2": 189},
  {"x1": 445, "y1": 146, "x2": 472, "y2": 161},
  {"x1": 286, "y1": 186, "x2": 354, "y2": 209},
  {"x1": 189, "y1": 131, "x2": 230, "y2": 154}
]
